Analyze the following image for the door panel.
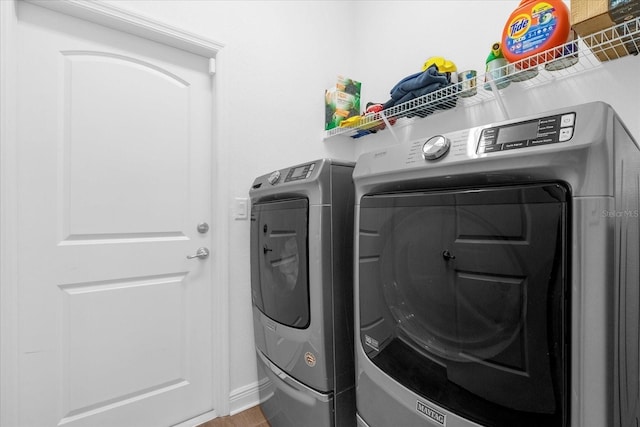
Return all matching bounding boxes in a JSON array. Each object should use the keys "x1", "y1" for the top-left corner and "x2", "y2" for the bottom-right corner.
[
  {"x1": 16, "y1": 3, "x2": 214, "y2": 426},
  {"x1": 62, "y1": 52, "x2": 190, "y2": 239},
  {"x1": 61, "y1": 274, "x2": 185, "y2": 417}
]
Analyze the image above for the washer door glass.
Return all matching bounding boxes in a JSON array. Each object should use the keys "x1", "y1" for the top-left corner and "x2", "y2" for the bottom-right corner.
[
  {"x1": 358, "y1": 183, "x2": 568, "y2": 427},
  {"x1": 251, "y1": 198, "x2": 309, "y2": 328}
]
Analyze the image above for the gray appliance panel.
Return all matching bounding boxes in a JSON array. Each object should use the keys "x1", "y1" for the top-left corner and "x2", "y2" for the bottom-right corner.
[
  {"x1": 250, "y1": 159, "x2": 355, "y2": 424},
  {"x1": 257, "y1": 349, "x2": 334, "y2": 427},
  {"x1": 353, "y1": 102, "x2": 623, "y2": 199},
  {"x1": 353, "y1": 102, "x2": 640, "y2": 427}
]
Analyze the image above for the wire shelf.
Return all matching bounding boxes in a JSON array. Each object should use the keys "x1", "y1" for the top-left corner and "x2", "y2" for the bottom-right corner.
[{"x1": 325, "y1": 16, "x2": 640, "y2": 139}]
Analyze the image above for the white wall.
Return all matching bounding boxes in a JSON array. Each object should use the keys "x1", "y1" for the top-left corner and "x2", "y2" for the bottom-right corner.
[{"x1": 105, "y1": 0, "x2": 640, "y2": 413}]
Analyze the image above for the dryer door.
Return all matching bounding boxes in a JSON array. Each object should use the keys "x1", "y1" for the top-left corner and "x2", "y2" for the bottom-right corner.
[
  {"x1": 251, "y1": 198, "x2": 309, "y2": 328},
  {"x1": 358, "y1": 183, "x2": 569, "y2": 427}
]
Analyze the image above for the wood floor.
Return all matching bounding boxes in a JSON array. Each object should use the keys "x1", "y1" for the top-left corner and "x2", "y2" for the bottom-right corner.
[{"x1": 197, "y1": 406, "x2": 270, "y2": 427}]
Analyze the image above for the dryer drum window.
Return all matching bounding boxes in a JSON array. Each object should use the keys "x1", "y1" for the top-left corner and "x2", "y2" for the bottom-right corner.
[
  {"x1": 251, "y1": 198, "x2": 310, "y2": 329},
  {"x1": 358, "y1": 183, "x2": 569, "y2": 427}
]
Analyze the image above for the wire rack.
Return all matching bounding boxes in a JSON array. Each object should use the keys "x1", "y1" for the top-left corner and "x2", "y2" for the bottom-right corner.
[{"x1": 325, "y1": 16, "x2": 640, "y2": 140}]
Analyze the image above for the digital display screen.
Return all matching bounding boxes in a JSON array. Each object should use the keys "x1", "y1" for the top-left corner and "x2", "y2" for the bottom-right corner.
[
  {"x1": 496, "y1": 121, "x2": 539, "y2": 144},
  {"x1": 290, "y1": 166, "x2": 308, "y2": 179}
]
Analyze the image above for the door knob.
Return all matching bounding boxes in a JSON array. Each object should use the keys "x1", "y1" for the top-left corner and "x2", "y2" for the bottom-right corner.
[{"x1": 187, "y1": 247, "x2": 210, "y2": 260}]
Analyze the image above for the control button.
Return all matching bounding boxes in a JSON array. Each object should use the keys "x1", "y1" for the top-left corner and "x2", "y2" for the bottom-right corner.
[
  {"x1": 268, "y1": 170, "x2": 281, "y2": 185},
  {"x1": 559, "y1": 127, "x2": 573, "y2": 142},
  {"x1": 531, "y1": 138, "x2": 555, "y2": 145},
  {"x1": 478, "y1": 137, "x2": 495, "y2": 147},
  {"x1": 503, "y1": 141, "x2": 528, "y2": 150},
  {"x1": 422, "y1": 135, "x2": 451, "y2": 160},
  {"x1": 560, "y1": 113, "x2": 575, "y2": 127},
  {"x1": 480, "y1": 144, "x2": 502, "y2": 153},
  {"x1": 539, "y1": 117, "x2": 559, "y2": 127},
  {"x1": 538, "y1": 124, "x2": 557, "y2": 132}
]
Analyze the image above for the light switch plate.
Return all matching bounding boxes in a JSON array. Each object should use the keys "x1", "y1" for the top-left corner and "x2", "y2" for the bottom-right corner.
[{"x1": 234, "y1": 197, "x2": 248, "y2": 220}]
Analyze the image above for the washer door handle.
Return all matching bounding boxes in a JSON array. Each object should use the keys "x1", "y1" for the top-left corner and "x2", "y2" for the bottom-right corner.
[{"x1": 442, "y1": 250, "x2": 456, "y2": 260}]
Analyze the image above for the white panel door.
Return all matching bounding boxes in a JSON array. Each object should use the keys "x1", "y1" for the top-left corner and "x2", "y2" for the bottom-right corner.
[{"x1": 16, "y1": 2, "x2": 215, "y2": 426}]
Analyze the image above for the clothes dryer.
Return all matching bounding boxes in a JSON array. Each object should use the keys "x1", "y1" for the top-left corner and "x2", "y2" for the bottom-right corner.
[
  {"x1": 353, "y1": 102, "x2": 640, "y2": 427},
  {"x1": 250, "y1": 159, "x2": 355, "y2": 427}
]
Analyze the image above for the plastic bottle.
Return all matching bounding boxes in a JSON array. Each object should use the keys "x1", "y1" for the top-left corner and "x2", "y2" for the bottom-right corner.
[
  {"x1": 502, "y1": 0, "x2": 571, "y2": 68},
  {"x1": 483, "y1": 42, "x2": 510, "y2": 91}
]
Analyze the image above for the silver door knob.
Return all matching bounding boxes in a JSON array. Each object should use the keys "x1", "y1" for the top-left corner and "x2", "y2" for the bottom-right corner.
[{"x1": 187, "y1": 247, "x2": 210, "y2": 260}]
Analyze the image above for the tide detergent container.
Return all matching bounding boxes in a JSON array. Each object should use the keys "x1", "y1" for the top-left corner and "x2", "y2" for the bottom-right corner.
[{"x1": 502, "y1": 0, "x2": 571, "y2": 70}]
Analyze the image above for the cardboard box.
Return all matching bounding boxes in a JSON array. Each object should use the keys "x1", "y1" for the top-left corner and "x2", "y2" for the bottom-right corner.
[
  {"x1": 571, "y1": 0, "x2": 640, "y2": 61},
  {"x1": 324, "y1": 76, "x2": 361, "y2": 131}
]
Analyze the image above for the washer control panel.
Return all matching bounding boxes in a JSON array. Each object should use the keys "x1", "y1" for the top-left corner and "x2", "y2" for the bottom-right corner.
[
  {"x1": 266, "y1": 163, "x2": 316, "y2": 186},
  {"x1": 477, "y1": 112, "x2": 576, "y2": 154},
  {"x1": 282, "y1": 162, "x2": 315, "y2": 183},
  {"x1": 253, "y1": 160, "x2": 324, "y2": 190}
]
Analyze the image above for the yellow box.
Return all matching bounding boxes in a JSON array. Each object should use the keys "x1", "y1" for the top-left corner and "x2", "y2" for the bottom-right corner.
[{"x1": 571, "y1": 0, "x2": 640, "y2": 61}]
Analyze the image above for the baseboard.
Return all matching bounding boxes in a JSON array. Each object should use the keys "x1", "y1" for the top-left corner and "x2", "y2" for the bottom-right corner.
[
  {"x1": 172, "y1": 409, "x2": 219, "y2": 427},
  {"x1": 229, "y1": 376, "x2": 271, "y2": 416},
  {"x1": 173, "y1": 377, "x2": 271, "y2": 425}
]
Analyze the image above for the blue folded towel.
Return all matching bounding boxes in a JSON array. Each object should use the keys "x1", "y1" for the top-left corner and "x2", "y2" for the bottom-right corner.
[{"x1": 383, "y1": 65, "x2": 453, "y2": 111}]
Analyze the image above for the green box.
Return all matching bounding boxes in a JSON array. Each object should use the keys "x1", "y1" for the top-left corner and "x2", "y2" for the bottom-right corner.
[{"x1": 324, "y1": 76, "x2": 361, "y2": 131}]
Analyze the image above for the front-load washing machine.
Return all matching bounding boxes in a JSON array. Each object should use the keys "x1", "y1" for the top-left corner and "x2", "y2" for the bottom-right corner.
[
  {"x1": 250, "y1": 159, "x2": 355, "y2": 427},
  {"x1": 353, "y1": 102, "x2": 640, "y2": 427}
]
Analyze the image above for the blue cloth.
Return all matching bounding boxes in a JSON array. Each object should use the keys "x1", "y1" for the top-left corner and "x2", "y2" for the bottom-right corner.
[{"x1": 382, "y1": 65, "x2": 455, "y2": 113}]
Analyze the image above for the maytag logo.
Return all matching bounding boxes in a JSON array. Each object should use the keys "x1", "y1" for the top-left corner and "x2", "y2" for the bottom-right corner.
[{"x1": 416, "y1": 401, "x2": 446, "y2": 426}]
